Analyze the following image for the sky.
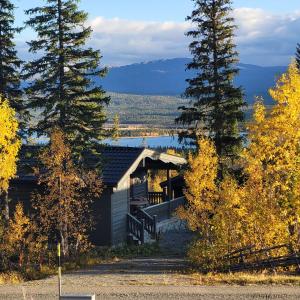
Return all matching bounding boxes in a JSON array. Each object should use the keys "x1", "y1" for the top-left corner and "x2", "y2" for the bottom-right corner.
[{"x1": 12, "y1": 0, "x2": 300, "y2": 66}]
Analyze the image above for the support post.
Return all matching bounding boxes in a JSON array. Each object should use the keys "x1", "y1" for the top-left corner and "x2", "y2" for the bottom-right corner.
[
  {"x1": 163, "y1": 187, "x2": 167, "y2": 202},
  {"x1": 58, "y1": 243, "x2": 62, "y2": 297},
  {"x1": 167, "y1": 169, "x2": 172, "y2": 218},
  {"x1": 126, "y1": 214, "x2": 130, "y2": 233},
  {"x1": 141, "y1": 219, "x2": 145, "y2": 244},
  {"x1": 153, "y1": 215, "x2": 157, "y2": 240}
]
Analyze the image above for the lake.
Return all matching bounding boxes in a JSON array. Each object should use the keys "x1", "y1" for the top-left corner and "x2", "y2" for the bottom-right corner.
[
  {"x1": 30, "y1": 134, "x2": 185, "y2": 149},
  {"x1": 105, "y1": 133, "x2": 248, "y2": 149},
  {"x1": 104, "y1": 135, "x2": 185, "y2": 149},
  {"x1": 29, "y1": 134, "x2": 247, "y2": 149}
]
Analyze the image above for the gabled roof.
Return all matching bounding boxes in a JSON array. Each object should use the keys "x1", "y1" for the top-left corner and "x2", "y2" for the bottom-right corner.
[
  {"x1": 87, "y1": 146, "x2": 186, "y2": 187},
  {"x1": 15, "y1": 145, "x2": 187, "y2": 188},
  {"x1": 102, "y1": 147, "x2": 186, "y2": 187},
  {"x1": 98, "y1": 146, "x2": 144, "y2": 187}
]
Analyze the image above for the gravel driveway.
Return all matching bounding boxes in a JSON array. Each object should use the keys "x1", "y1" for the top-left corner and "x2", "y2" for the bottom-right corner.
[{"x1": 0, "y1": 257, "x2": 300, "y2": 300}]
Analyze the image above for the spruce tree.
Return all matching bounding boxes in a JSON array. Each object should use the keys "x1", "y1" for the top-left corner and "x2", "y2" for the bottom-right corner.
[
  {"x1": 24, "y1": 0, "x2": 110, "y2": 153},
  {"x1": 296, "y1": 44, "x2": 300, "y2": 70},
  {"x1": 177, "y1": 0, "x2": 245, "y2": 157},
  {"x1": 0, "y1": 1, "x2": 23, "y2": 113}
]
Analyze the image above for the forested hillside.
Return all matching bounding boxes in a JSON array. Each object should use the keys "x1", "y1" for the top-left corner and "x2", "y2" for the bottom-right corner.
[
  {"x1": 99, "y1": 58, "x2": 287, "y2": 105},
  {"x1": 106, "y1": 92, "x2": 258, "y2": 127},
  {"x1": 106, "y1": 92, "x2": 189, "y2": 126}
]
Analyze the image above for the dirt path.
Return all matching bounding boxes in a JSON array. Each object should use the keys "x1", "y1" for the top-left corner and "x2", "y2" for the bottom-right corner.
[{"x1": 0, "y1": 257, "x2": 300, "y2": 299}]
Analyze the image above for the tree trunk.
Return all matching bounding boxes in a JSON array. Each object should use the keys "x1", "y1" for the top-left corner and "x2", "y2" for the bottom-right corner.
[
  {"x1": 2, "y1": 192, "x2": 10, "y2": 223},
  {"x1": 60, "y1": 230, "x2": 69, "y2": 258}
]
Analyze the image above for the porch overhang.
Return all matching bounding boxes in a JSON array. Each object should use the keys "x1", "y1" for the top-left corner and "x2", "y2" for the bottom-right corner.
[
  {"x1": 117, "y1": 148, "x2": 187, "y2": 188},
  {"x1": 143, "y1": 149, "x2": 187, "y2": 171}
]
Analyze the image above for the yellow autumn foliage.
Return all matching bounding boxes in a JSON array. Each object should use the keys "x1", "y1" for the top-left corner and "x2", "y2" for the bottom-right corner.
[
  {"x1": 243, "y1": 61, "x2": 300, "y2": 249},
  {"x1": 178, "y1": 139, "x2": 245, "y2": 269},
  {"x1": 5, "y1": 203, "x2": 30, "y2": 267},
  {"x1": 2, "y1": 202, "x2": 47, "y2": 268},
  {"x1": 180, "y1": 62, "x2": 300, "y2": 270},
  {"x1": 0, "y1": 97, "x2": 21, "y2": 194},
  {"x1": 7, "y1": 203, "x2": 30, "y2": 246},
  {"x1": 178, "y1": 138, "x2": 218, "y2": 232}
]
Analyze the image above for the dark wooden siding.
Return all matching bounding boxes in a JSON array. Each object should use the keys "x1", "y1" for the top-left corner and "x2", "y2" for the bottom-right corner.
[
  {"x1": 8, "y1": 180, "x2": 39, "y2": 216},
  {"x1": 111, "y1": 178, "x2": 130, "y2": 245},
  {"x1": 130, "y1": 169, "x2": 147, "y2": 199},
  {"x1": 90, "y1": 188, "x2": 112, "y2": 246},
  {"x1": 8, "y1": 180, "x2": 113, "y2": 247}
]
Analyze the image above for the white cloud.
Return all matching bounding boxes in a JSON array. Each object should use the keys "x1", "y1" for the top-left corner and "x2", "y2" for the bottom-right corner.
[
  {"x1": 87, "y1": 9, "x2": 300, "y2": 66},
  {"x1": 16, "y1": 8, "x2": 300, "y2": 67},
  {"x1": 234, "y1": 8, "x2": 300, "y2": 66},
  {"x1": 88, "y1": 17, "x2": 191, "y2": 66}
]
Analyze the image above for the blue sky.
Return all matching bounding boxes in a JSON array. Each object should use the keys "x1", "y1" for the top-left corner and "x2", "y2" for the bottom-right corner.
[
  {"x1": 14, "y1": 0, "x2": 300, "y2": 23},
  {"x1": 87, "y1": 0, "x2": 300, "y2": 20},
  {"x1": 12, "y1": 0, "x2": 300, "y2": 66},
  {"x1": 234, "y1": 0, "x2": 299, "y2": 14}
]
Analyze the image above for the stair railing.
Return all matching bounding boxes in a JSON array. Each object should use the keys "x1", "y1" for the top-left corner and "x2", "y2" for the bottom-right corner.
[
  {"x1": 136, "y1": 209, "x2": 157, "y2": 239},
  {"x1": 127, "y1": 213, "x2": 144, "y2": 244}
]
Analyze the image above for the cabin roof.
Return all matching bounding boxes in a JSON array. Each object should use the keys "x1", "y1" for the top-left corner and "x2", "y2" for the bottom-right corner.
[
  {"x1": 16, "y1": 145, "x2": 187, "y2": 187},
  {"x1": 84, "y1": 146, "x2": 186, "y2": 187},
  {"x1": 96, "y1": 146, "x2": 145, "y2": 187}
]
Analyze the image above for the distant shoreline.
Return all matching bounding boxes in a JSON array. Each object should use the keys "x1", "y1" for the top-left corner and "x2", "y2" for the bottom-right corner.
[{"x1": 110, "y1": 134, "x2": 174, "y2": 140}]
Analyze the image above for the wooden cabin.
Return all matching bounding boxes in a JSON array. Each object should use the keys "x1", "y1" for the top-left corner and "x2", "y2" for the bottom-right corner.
[{"x1": 9, "y1": 146, "x2": 186, "y2": 246}]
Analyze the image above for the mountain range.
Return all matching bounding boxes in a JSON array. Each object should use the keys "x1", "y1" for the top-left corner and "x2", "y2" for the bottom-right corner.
[{"x1": 99, "y1": 58, "x2": 287, "y2": 105}]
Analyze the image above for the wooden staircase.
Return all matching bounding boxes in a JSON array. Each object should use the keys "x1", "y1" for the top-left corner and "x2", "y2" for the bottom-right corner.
[{"x1": 127, "y1": 210, "x2": 158, "y2": 244}]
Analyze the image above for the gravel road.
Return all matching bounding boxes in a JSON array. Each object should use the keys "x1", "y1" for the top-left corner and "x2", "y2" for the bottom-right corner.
[{"x1": 0, "y1": 258, "x2": 299, "y2": 300}]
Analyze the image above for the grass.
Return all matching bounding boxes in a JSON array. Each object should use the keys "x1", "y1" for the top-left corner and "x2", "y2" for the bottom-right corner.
[
  {"x1": 1, "y1": 243, "x2": 299, "y2": 287},
  {"x1": 0, "y1": 272, "x2": 24, "y2": 284},
  {"x1": 93, "y1": 243, "x2": 161, "y2": 259},
  {"x1": 0, "y1": 243, "x2": 161, "y2": 284},
  {"x1": 62, "y1": 243, "x2": 161, "y2": 270},
  {"x1": 187, "y1": 271, "x2": 300, "y2": 286}
]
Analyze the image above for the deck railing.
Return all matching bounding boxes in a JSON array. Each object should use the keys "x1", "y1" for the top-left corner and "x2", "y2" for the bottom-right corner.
[
  {"x1": 148, "y1": 192, "x2": 165, "y2": 205},
  {"x1": 144, "y1": 196, "x2": 186, "y2": 222},
  {"x1": 136, "y1": 209, "x2": 157, "y2": 239},
  {"x1": 128, "y1": 196, "x2": 186, "y2": 244},
  {"x1": 127, "y1": 213, "x2": 144, "y2": 244}
]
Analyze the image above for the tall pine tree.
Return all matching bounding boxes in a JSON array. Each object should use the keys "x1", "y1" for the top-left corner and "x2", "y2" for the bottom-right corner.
[
  {"x1": 296, "y1": 44, "x2": 300, "y2": 70},
  {"x1": 0, "y1": 0, "x2": 23, "y2": 113},
  {"x1": 24, "y1": 0, "x2": 110, "y2": 153},
  {"x1": 176, "y1": 0, "x2": 245, "y2": 157}
]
